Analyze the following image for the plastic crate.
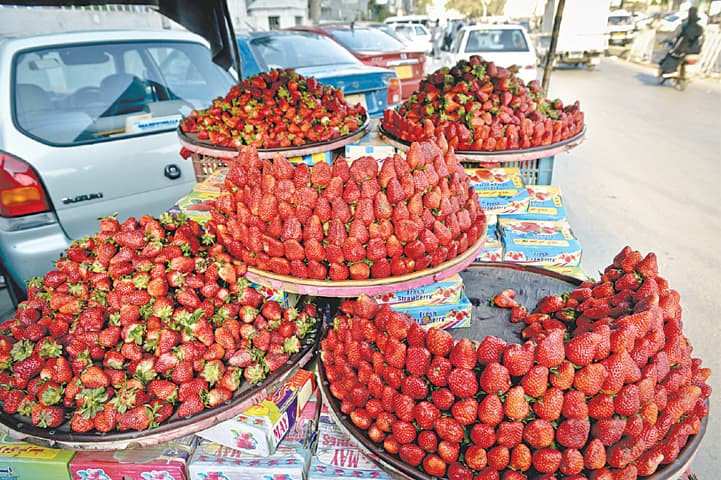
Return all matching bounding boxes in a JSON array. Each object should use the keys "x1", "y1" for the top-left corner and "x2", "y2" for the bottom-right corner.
[{"x1": 460, "y1": 155, "x2": 555, "y2": 186}]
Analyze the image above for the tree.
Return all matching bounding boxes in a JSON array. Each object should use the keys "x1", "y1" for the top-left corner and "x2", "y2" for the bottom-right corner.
[{"x1": 445, "y1": 0, "x2": 506, "y2": 18}]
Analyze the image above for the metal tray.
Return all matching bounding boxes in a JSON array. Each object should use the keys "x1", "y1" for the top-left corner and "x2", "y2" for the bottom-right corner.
[
  {"x1": 0, "y1": 301, "x2": 325, "y2": 451},
  {"x1": 379, "y1": 124, "x2": 586, "y2": 163},
  {"x1": 178, "y1": 116, "x2": 370, "y2": 160},
  {"x1": 245, "y1": 229, "x2": 486, "y2": 298},
  {"x1": 316, "y1": 263, "x2": 707, "y2": 480}
]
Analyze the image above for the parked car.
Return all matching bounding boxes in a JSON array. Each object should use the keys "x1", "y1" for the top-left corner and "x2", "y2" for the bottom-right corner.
[
  {"x1": 385, "y1": 23, "x2": 434, "y2": 54},
  {"x1": 292, "y1": 24, "x2": 426, "y2": 100},
  {"x1": 607, "y1": 9, "x2": 637, "y2": 47},
  {"x1": 0, "y1": 29, "x2": 236, "y2": 306},
  {"x1": 383, "y1": 15, "x2": 432, "y2": 28},
  {"x1": 237, "y1": 30, "x2": 402, "y2": 118},
  {"x1": 440, "y1": 24, "x2": 538, "y2": 85},
  {"x1": 657, "y1": 10, "x2": 708, "y2": 33}
]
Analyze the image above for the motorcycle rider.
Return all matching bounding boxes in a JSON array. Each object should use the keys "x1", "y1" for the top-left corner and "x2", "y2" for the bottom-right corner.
[{"x1": 659, "y1": 7, "x2": 704, "y2": 77}]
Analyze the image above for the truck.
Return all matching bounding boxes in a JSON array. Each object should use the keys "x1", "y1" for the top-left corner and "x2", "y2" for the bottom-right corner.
[{"x1": 537, "y1": 0, "x2": 612, "y2": 70}]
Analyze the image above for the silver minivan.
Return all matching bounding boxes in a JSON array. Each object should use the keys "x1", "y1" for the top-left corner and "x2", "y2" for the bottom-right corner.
[{"x1": 0, "y1": 29, "x2": 235, "y2": 305}]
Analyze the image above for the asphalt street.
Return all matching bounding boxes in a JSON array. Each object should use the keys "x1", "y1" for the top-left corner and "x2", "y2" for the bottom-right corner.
[{"x1": 0, "y1": 55, "x2": 719, "y2": 475}]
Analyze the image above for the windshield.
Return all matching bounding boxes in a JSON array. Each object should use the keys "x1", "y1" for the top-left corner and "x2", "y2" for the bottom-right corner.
[
  {"x1": 13, "y1": 40, "x2": 233, "y2": 146},
  {"x1": 328, "y1": 28, "x2": 406, "y2": 52},
  {"x1": 608, "y1": 15, "x2": 633, "y2": 25},
  {"x1": 464, "y1": 29, "x2": 529, "y2": 53},
  {"x1": 249, "y1": 31, "x2": 360, "y2": 69}
]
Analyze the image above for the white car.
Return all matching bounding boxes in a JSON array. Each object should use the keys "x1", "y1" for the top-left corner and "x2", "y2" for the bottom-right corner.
[
  {"x1": 386, "y1": 23, "x2": 433, "y2": 54},
  {"x1": 658, "y1": 11, "x2": 708, "y2": 33},
  {"x1": 0, "y1": 29, "x2": 235, "y2": 306},
  {"x1": 440, "y1": 24, "x2": 538, "y2": 85}
]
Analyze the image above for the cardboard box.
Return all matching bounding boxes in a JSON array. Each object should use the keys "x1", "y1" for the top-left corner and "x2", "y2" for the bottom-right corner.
[
  {"x1": 372, "y1": 273, "x2": 464, "y2": 307},
  {"x1": 466, "y1": 167, "x2": 531, "y2": 215},
  {"x1": 476, "y1": 235, "x2": 504, "y2": 263},
  {"x1": 196, "y1": 369, "x2": 315, "y2": 456},
  {"x1": 503, "y1": 185, "x2": 567, "y2": 221},
  {"x1": 189, "y1": 440, "x2": 310, "y2": 480},
  {"x1": 391, "y1": 292, "x2": 473, "y2": 330},
  {"x1": 69, "y1": 435, "x2": 196, "y2": 480},
  {"x1": 344, "y1": 130, "x2": 396, "y2": 162},
  {"x1": 499, "y1": 219, "x2": 582, "y2": 267},
  {"x1": 0, "y1": 436, "x2": 74, "y2": 480},
  {"x1": 189, "y1": 389, "x2": 320, "y2": 480},
  {"x1": 288, "y1": 151, "x2": 334, "y2": 166},
  {"x1": 311, "y1": 418, "x2": 391, "y2": 479},
  {"x1": 193, "y1": 167, "x2": 228, "y2": 194}
]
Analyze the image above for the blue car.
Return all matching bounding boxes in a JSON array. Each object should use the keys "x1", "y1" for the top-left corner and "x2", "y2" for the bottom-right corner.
[{"x1": 237, "y1": 30, "x2": 402, "y2": 118}]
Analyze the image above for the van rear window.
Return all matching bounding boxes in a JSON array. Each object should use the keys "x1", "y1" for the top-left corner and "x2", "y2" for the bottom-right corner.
[{"x1": 13, "y1": 40, "x2": 233, "y2": 146}]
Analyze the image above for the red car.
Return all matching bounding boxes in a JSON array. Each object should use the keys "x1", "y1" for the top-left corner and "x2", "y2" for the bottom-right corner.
[{"x1": 290, "y1": 25, "x2": 426, "y2": 100}]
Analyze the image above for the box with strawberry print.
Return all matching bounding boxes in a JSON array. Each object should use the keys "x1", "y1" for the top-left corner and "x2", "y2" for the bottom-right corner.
[
  {"x1": 312, "y1": 416, "x2": 392, "y2": 479},
  {"x1": 176, "y1": 190, "x2": 218, "y2": 225},
  {"x1": 344, "y1": 130, "x2": 396, "y2": 163},
  {"x1": 195, "y1": 369, "x2": 315, "y2": 457},
  {"x1": 69, "y1": 435, "x2": 196, "y2": 480},
  {"x1": 465, "y1": 167, "x2": 531, "y2": 215},
  {"x1": 0, "y1": 434, "x2": 75, "y2": 480},
  {"x1": 502, "y1": 185, "x2": 567, "y2": 221},
  {"x1": 499, "y1": 218, "x2": 582, "y2": 266},
  {"x1": 476, "y1": 228, "x2": 503, "y2": 263},
  {"x1": 372, "y1": 273, "x2": 465, "y2": 308},
  {"x1": 389, "y1": 293, "x2": 473, "y2": 330},
  {"x1": 188, "y1": 388, "x2": 319, "y2": 480}
]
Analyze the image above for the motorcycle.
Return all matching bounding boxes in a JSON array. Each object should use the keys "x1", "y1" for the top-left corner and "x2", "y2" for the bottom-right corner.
[{"x1": 658, "y1": 40, "x2": 700, "y2": 91}]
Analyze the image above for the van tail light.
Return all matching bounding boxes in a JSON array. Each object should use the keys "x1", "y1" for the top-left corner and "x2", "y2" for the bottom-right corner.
[
  {"x1": 0, "y1": 152, "x2": 51, "y2": 218},
  {"x1": 387, "y1": 77, "x2": 402, "y2": 105}
]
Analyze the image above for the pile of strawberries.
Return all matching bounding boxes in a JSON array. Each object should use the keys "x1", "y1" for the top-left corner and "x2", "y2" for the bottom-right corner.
[
  {"x1": 319, "y1": 247, "x2": 711, "y2": 479},
  {"x1": 204, "y1": 140, "x2": 486, "y2": 281},
  {"x1": 179, "y1": 69, "x2": 367, "y2": 149},
  {"x1": 0, "y1": 213, "x2": 318, "y2": 432},
  {"x1": 381, "y1": 55, "x2": 584, "y2": 152}
]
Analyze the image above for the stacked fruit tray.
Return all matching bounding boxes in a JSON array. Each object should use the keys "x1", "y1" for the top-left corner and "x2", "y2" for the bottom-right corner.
[
  {"x1": 0, "y1": 214, "x2": 322, "y2": 449},
  {"x1": 380, "y1": 55, "x2": 585, "y2": 161},
  {"x1": 318, "y1": 250, "x2": 710, "y2": 479}
]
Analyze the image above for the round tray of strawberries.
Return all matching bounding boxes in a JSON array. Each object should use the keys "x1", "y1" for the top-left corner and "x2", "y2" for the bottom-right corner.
[
  {"x1": 317, "y1": 251, "x2": 711, "y2": 480},
  {"x1": 379, "y1": 55, "x2": 587, "y2": 163},
  {"x1": 0, "y1": 213, "x2": 323, "y2": 450},
  {"x1": 204, "y1": 137, "x2": 488, "y2": 297},
  {"x1": 178, "y1": 68, "x2": 370, "y2": 159}
]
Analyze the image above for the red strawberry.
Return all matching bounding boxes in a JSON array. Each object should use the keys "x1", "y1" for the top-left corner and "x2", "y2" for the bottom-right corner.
[
  {"x1": 449, "y1": 338, "x2": 476, "y2": 369},
  {"x1": 426, "y1": 327, "x2": 454, "y2": 356},
  {"x1": 434, "y1": 416, "x2": 464, "y2": 443},
  {"x1": 391, "y1": 419, "x2": 416, "y2": 444},
  {"x1": 561, "y1": 389, "x2": 589, "y2": 419},
  {"x1": 406, "y1": 346, "x2": 431, "y2": 376},
  {"x1": 479, "y1": 362, "x2": 511, "y2": 394},
  {"x1": 447, "y1": 367, "x2": 478, "y2": 398},
  {"x1": 521, "y1": 365, "x2": 548, "y2": 398},
  {"x1": 492, "y1": 289, "x2": 518, "y2": 308},
  {"x1": 496, "y1": 421, "x2": 524, "y2": 448},
  {"x1": 450, "y1": 397, "x2": 478, "y2": 425},
  {"x1": 523, "y1": 418, "x2": 555, "y2": 449},
  {"x1": 398, "y1": 443, "x2": 424, "y2": 467},
  {"x1": 510, "y1": 443, "x2": 532, "y2": 472},
  {"x1": 477, "y1": 393, "x2": 504, "y2": 426},
  {"x1": 584, "y1": 438, "x2": 607, "y2": 470},
  {"x1": 532, "y1": 448, "x2": 562, "y2": 474},
  {"x1": 565, "y1": 331, "x2": 601, "y2": 367},
  {"x1": 31, "y1": 404, "x2": 64, "y2": 428},
  {"x1": 533, "y1": 387, "x2": 564, "y2": 421},
  {"x1": 573, "y1": 362, "x2": 608, "y2": 396},
  {"x1": 556, "y1": 418, "x2": 590, "y2": 449},
  {"x1": 535, "y1": 329, "x2": 565, "y2": 368},
  {"x1": 413, "y1": 401, "x2": 441, "y2": 430}
]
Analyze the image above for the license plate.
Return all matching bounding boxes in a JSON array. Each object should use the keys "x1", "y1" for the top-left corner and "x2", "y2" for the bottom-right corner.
[
  {"x1": 345, "y1": 94, "x2": 368, "y2": 111},
  {"x1": 394, "y1": 65, "x2": 413, "y2": 79}
]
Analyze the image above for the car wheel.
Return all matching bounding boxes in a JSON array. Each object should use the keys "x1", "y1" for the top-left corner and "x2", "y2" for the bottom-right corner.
[{"x1": 1, "y1": 270, "x2": 26, "y2": 309}]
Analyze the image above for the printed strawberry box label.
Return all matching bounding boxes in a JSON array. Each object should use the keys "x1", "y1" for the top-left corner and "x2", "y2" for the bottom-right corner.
[
  {"x1": 0, "y1": 440, "x2": 74, "y2": 480},
  {"x1": 499, "y1": 219, "x2": 582, "y2": 266},
  {"x1": 70, "y1": 435, "x2": 195, "y2": 480},
  {"x1": 188, "y1": 440, "x2": 310, "y2": 480},
  {"x1": 288, "y1": 150, "x2": 334, "y2": 166},
  {"x1": 502, "y1": 185, "x2": 567, "y2": 221},
  {"x1": 176, "y1": 190, "x2": 218, "y2": 224},
  {"x1": 308, "y1": 452, "x2": 392, "y2": 479},
  {"x1": 476, "y1": 235, "x2": 503, "y2": 263},
  {"x1": 196, "y1": 369, "x2": 315, "y2": 457},
  {"x1": 391, "y1": 292, "x2": 473, "y2": 330},
  {"x1": 372, "y1": 273, "x2": 464, "y2": 307},
  {"x1": 465, "y1": 167, "x2": 530, "y2": 215}
]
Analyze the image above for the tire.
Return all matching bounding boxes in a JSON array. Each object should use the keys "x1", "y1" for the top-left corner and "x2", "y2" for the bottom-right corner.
[{"x1": 2, "y1": 270, "x2": 26, "y2": 309}]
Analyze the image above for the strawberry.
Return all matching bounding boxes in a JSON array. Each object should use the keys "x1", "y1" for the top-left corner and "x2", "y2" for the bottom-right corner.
[
  {"x1": 476, "y1": 336, "x2": 507, "y2": 365},
  {"x1": 426, "y1": 327, "x2": 454, "y2": 356},
  {"x1": 504, "y1": 385, "x2": 530, "y2": 421},
  {"x1": 391, "y1": 419, "x2": 416, "y2": 444},
  {"x1": 584, "y1": 437, "x2": 607, "y2": 470},
  {"x1": 510, "y1": 443, "x2": 533, "y2": 472},
  {"x1": 398, "y1": 443, "x2": 424, "y2": 467},
  {"x1": 479, "y1": 362, "x2": 511, "y2": 394},
  {"x1": 549, "y1": 360, "x2": 576, "y2": 390},
  {"x1": 449, "y1": 338, "x2": 476, "y2": 369},
  {"x1": 470, "y1": 423, "x2": 496, "y2": 449},
  {"x1": 559, "y1": 448, "x2": 585, "y2": 476},
  {"x1": 521, "y1": 365, "x2": 548, "y2": 398},
  {"x1": 573, "y1": 362, "x2": 608, "y2": 396},
  {"x1": 533, "y1": 387, "x2": 564, "y2": 421},
  {"x1": 413, "y1": 401, "x2": 441, "y2": 430},
  {"x1": 434, "y1": 416, "x2": 464, "y2": 443},
  {"x1": 450, "y1": 397, "x2": 478, "y2": 425},
  {"x1": 564, "y1": 331, "x2": 602, "y2": 366},
  {"x1": 447, "y1": 367, "x2": 478, "y2": 398},
  {"x1": 405, "y1": 346, "x2": 431, "y2": 376},
  {"x1": 534, "y1": 329, "x2": 565, "y2": 368},
  {"x1": 556, "y1": 418, "x2": 590, "y2": 449},
  {"x1": 523, "y1": 418, "x2": 555, "y2": 449},
  {"x1": 31, "y1": 404, "x2": 65, "y2": 428},
  {"x1": 496, "y1": 421, "x2": 524, "y2": 448},
  {"x1": 532, "y1": 448, "x2": 562, "y2": 474},
  {"x1": 491, "y1": 289, "x2": 518, "y2": 308},
  {"x1": 477, "y1": 393, "x2": 504, "y2": 426}
]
